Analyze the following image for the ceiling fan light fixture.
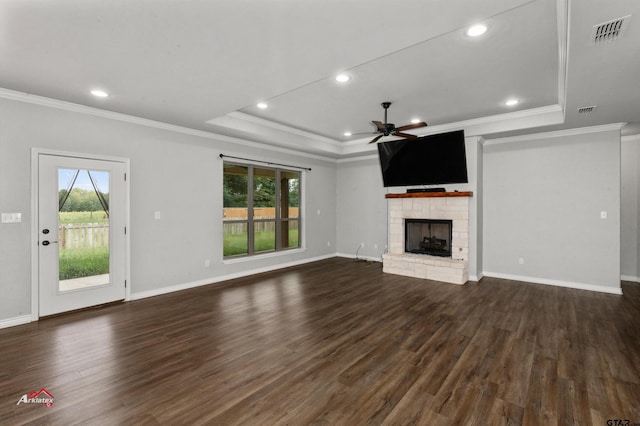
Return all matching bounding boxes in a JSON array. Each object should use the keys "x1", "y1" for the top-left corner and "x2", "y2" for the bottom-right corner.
[
  {"x1": 410, "y1": 118, "x2": 421, "y2": 124},
  {"x1": 505, "y1": 98, "x2": 519, "y2": 106},
  {"x1": 466, "y1": 24, "x2": 487, "y2": 37},
  {"x1": 343, "y1": 131, "x2": 352, "y2": 137},
  {"x1": 257, "y1": 102, "x2": 268, "y2": 109},
  {"x1": 335, "y1": 73, "x2": 351, "y2": 83}
]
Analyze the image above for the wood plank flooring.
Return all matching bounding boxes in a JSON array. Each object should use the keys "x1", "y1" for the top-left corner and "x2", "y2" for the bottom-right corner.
[{"x1": 1, "y1": 258, "x2": 639, "y2": 425}]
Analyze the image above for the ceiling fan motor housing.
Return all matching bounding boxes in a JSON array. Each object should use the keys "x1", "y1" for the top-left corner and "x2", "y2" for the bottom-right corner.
[{"x1": 384, "y1": 123, "x2": 395, "y2": 135}]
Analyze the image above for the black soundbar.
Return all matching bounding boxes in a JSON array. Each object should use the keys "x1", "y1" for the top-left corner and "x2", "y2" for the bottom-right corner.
[{"x1": 407, "y1": 188, "x2": 446, "y2": 193}]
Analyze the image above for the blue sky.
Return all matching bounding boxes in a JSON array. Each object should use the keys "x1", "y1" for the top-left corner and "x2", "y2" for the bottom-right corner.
[{"x1": 58, "y1": 169, "x2": 109, "y2": 193}]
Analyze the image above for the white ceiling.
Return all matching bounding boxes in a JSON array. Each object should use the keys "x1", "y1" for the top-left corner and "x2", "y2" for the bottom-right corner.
[{"x1": 1, "y1": 0, "x2": 638, "y2": 158}]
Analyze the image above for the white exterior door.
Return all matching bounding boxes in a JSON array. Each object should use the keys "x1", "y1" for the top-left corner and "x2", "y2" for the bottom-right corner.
[{"x1": 38, "y1": 154, "x2": 127, "y2": 316}]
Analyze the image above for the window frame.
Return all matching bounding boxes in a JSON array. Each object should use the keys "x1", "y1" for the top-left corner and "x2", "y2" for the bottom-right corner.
[{"x1": 223, "y1": 161, "x2": 302, "y2": 259}]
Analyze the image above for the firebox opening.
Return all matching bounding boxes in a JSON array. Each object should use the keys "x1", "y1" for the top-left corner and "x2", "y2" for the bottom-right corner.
[{"x1": 405, "y1": 219, "x2": 453, "y2": 257}]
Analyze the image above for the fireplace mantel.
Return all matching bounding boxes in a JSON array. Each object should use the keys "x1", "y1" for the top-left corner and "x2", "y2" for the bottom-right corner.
[{"x1": 385, "y1": 191, "x2": 473, "y2": 199}]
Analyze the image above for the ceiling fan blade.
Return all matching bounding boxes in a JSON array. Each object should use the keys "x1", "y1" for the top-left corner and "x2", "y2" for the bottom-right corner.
[
  {"x1": 396, "y1": 122, "x2": 428, "y2": 132},
  {"x1": 372, "y1": 121, "x2": 386, "y2": 131},
  {"x1": 369, "y1": 134, "x2": 384, "y2": 144},
  {"x1": 395, "y1": 132, "x2": 418, "y2": 139}
]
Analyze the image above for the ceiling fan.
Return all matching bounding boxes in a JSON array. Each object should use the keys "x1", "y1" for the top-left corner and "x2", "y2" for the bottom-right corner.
[{"x1": 367, "y1": 102, "x2": 428, "y2": 144}]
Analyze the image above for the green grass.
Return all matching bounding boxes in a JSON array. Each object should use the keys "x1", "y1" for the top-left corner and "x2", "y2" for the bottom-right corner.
[
  {"x1": 59, "y1": 247, "x2": 109, "y2": 280},
  {"x1": 224, "y1": 229, "x2": 299, "y2": 256},
  {"x1": 57, "y1": 211, "x2": 110, "y2": 280},
  {"x1": 59, "y1": 211, "x2": 109, "y2": 224}
]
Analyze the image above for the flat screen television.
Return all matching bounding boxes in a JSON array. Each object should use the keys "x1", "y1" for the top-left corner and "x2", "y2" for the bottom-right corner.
[{"x1": 377, "y1": 130, "x2": 468, "y2": 187}]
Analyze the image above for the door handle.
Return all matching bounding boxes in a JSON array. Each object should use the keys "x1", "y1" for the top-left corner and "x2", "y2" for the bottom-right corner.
[{"x1": 41, "y1": 240, "x2": 58, "y2": 246}]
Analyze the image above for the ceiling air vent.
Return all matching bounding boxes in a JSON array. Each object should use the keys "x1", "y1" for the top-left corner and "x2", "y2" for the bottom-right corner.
[
  {"x1": 591, "y1": 15, "x2": 631, "y2": 44},
  {"x1": 577, "y1": 105, "x2": 597, "y2": 115}
]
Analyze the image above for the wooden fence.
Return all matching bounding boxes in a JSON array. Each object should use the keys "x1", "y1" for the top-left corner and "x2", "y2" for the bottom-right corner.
[
  {"x1": 223, "y1": 208, "x2": 299, "y2": 235},
  {"x1": 224, "y1": 221, "x2": 299, "y2": 235},
  {"x1": 59, "y1": 223, "x2": 109, "y2": 250},
  {"x1": 223, "y1": 207, "x2": 299, "y2": 219}
]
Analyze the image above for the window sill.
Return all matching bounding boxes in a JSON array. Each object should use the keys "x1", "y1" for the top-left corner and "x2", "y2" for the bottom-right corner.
[{"x1": 222, "y1": 247, "x2": 307, "y2": 265}]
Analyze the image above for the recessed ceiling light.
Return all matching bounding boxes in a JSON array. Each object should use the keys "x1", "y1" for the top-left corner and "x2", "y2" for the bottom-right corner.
[
  {"x1": 335, "y1": 74, "x2": 351, "y2": 83},
  {"x1": 343, "y1": 132, "x2": 352, "y2": 137},
  {"x1": 257, "y1": 102, "x2": 268, "y2": 109},
  {"x1": 90, "y1": 89, "x2": 109, "y2": 98},
  {"x1": 410, "y1": 118, "x2": 421, "y2": 124},
  {"x1": 505, "y1": 98, "x2": 519, "y2": 106},
  {"x1": 466, "y1": 24, "x2": 487, "y2": 37}
]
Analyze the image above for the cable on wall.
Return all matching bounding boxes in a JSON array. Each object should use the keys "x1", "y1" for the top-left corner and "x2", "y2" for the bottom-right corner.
[{"x1": 219, "y1": 154, "x2": 312, "y2": 171}]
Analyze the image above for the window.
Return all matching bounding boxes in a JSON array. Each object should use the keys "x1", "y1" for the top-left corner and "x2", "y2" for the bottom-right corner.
[{"x1": 223, "y1": 162, "x2": 301, "y2": 257}]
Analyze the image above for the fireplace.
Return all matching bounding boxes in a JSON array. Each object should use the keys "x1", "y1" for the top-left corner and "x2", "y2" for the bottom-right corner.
[
  {"x1": 405, "y1": 219, "x2": 452, "y2": 257},
  {"x1": 383, "y1": 192, "x2": 472, "y2": 285}
]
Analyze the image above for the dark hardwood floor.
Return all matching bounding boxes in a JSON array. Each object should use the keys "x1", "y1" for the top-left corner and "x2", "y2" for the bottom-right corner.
[{"x1": 1, "y1": 258, "x2": 639, "y2": 425}]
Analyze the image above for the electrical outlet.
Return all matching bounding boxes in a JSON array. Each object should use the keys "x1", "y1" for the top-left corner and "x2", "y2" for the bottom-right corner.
[
  {"x1": 327, "y1": 241, "x2": 331, "y2": 247},
  {"x1": 374, "y1": 243, "x2": 378, "y2": 249},
  {"x1": 519, "y1": 257, "x2": 524, "y2": 265},
  {"x1": 1, "y1": 213, "x2": 21, "y2": 223},
  {"x1": 359, "y1": 242, "x2": 364, "y2": 248},
  {"x1": 204, "y1": 259, "x2": 210, "y2": 267}
]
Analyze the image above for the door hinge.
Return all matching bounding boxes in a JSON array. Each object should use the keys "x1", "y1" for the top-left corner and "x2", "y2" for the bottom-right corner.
[
  {"x1": 125, "y1": 280, "x2": 127, "y2": 288},
  {"x1": 124, "y1": 173, "x2": 127, "y2": 182},
  {"x1": 124, "y1": 226, "x2": 127, "y2": 235}
]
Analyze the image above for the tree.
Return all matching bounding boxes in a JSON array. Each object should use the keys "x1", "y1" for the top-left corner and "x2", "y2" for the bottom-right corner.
[
  {"x1": 223, "y1": 174, "x2": 248, "y2": 207},
  {"x1": 59, "y1": 188, "x2": 109, "y2": 212}
]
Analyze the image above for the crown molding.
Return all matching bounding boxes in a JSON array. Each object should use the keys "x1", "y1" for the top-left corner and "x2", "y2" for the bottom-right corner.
[
  {"x1": 225, "y1": 112, "x2": 343, "y2": 147},
  {"x1": 341, "y1": 104, "x2": 564, "y2": 148},
  {"x1": 483, "y1": 122, "x2": 627, "y2": 146},
  {"x1": 622, "y1": 134, "x2": 640, "y2": 143},
  {"x1": 0, "y1": 88, "x2": 338, "y2": 163},
  {"x1": 336, "y1": 154, "x2": 379, "y2": 164}
]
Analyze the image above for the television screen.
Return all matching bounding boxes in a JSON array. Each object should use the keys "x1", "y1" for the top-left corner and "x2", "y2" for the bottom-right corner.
[{"x1": 377, "y1": 130, "x2": 468, "y2": 187}]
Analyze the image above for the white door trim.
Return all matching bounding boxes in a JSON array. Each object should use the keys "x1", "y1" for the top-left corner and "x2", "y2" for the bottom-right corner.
[{"x1": 31, "y1": 148, "x2": 131, "y2": 320}]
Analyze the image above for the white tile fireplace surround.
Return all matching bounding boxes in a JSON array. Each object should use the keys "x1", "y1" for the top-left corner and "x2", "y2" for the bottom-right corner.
[{"x1": 383, "y1": 192, "x2": 472, "y2": 285}]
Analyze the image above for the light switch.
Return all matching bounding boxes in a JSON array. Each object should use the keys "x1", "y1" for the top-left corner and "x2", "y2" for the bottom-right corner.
[
  {"x1": 1, "y1": 213, "x2": 22, "y2": 223},
  {"x1": 154, "y1": 211, "x2": 161, "y2": 220},
  {"x1": 600, "y1": 211, "x2": 607, "y2": 219}
]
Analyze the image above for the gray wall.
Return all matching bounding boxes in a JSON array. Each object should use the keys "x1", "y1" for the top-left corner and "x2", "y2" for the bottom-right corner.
[
  {"x1": 621, "y1": 135, "x2": 640, "y2": 281},
  {"x1": 335, "y1": 156, "x2": 388, "y2": 260},
  {"x1": 483, "y1": 128, "x2": 621, "y2": 290},
  {"x1": 0, "y1": 97, "x2": 337, "y2": 321}
]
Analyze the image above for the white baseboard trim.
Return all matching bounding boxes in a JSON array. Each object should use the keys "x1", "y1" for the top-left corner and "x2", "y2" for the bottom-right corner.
[
  {"x1": 0, "y1": 315, "x2": 32, "y2": 330},
  {"x1": 336, "y1": 252, "x2": 383, "y2": 263},
  {"x1": 621, "y1": 275, "x2": 640, "y2": 283},
  {"x1": 482, "y1": 271, "x2": 623, "y2": 295},
  {"x1": 130, "y1": 253, "x2": 336, "y2": 301},
  {"x1": 469, "y1": 273, "x2": 483, "y2": 282}
]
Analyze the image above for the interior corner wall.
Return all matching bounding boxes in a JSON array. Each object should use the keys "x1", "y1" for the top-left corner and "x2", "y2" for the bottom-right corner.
[
  {"x1": 483, "y1": 128, "x2": 621, "y2": 290},
  {"x1": 621, "y1": 135, "x2": 640, "y2": 281},
  {"x1": 0, "y1": 97, "x2": 337, "y2": 323},
  {"x1": 475, "y1": 139, "x2": 484, "y2": 279}
]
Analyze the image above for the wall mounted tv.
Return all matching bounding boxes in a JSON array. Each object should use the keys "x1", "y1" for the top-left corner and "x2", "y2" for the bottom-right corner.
[{"x1": 377, "y1": 130, "x2": 468, "y2": 187}]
